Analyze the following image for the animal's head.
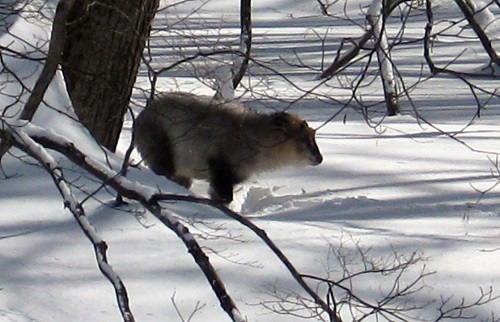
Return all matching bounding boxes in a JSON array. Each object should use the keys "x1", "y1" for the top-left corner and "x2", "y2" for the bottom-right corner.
[{"x1": 272, "y1": 112, "x2": 323, "y2": 166}]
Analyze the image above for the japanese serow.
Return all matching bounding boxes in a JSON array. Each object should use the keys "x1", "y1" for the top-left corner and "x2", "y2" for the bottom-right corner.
[{"x1": 134, "y1": 92, "x2": 323, "y2": 204}]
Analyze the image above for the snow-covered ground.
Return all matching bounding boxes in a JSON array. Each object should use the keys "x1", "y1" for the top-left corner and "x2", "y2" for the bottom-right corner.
[{"x1": 1, "y1": 1, "x2": 500, "y2": 321}]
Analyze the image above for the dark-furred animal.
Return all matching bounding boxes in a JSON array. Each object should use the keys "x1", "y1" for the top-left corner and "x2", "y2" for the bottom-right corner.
[{"x1": 134, "y1": 92, "x2": 323, "y2": 203}]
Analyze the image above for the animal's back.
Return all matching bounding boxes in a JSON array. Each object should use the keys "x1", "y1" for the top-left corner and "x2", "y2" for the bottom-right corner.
[{"x1": 135, "y1": 93, "x2": 256, "y2": 181}]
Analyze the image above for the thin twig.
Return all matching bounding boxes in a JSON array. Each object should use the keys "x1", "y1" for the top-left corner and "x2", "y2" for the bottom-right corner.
[
  {"x1": 3, "y1": 120, "x2": 246, "y2": 322},
  {"x1": 3, "y1": 122, "x2": 135, "y2": 322}
]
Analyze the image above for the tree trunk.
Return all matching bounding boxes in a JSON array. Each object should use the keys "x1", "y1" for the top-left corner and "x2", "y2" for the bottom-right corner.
[
  {"x1": 61, "y1": 0, "x2": 159, "y2": 151},
  {"x1": 232, "y1": 0, "x2": 252, "y2": 89},
  {"x1": 454, "y1": 0, "x2": 499, "y2": 66},
  {"x1": 368, "y1": 0, "x2": 400, "y2": 116}
]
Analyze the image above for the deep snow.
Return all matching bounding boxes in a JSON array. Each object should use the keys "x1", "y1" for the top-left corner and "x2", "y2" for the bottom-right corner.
[{"x1": 1, "y1": 0, "x2": 500, "y2": 321}]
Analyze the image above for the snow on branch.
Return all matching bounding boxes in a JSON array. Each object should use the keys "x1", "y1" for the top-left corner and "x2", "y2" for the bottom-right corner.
[
  {"x1": 151, "y1": 193, "x2": 343, "y2": 322},
  {"x1": 0, "y1": 120, "x2": 136, "y2": 322},
  {"x1": 1, "y1": 118, "x2": 344, "y2": 321},
  {"x1": 454, "y1": 0, "x2": 499, "y2": 68},
  {"x1": 367, "y1": 0, "x2": 400, "y2": 115},
  {"x1": 1, "y1": 119, "x2": 246, "y2": 322}
]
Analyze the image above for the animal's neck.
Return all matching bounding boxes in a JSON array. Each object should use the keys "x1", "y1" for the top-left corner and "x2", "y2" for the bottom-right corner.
[
  {"x1": 254, "y1": 140, "x2": 291, "y2": 172},
  {"x1": 238, "y1": 117, "x2": 291, "y2": 175}
]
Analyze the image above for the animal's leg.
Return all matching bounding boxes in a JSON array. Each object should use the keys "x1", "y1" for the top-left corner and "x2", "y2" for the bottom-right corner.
[
  {"x1": 208, "y1": 157, "x2": 238, "y2": 204},
  {"x1": 171, "y1": 175, "x2": 192, "y2": 188},
  {"x1": 139, "y1": 127, "x2": 176, "y2": 178}
]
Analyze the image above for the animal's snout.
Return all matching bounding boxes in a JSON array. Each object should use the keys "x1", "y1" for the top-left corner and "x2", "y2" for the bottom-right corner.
[
  {"x1": 310, "y1": 151, "x2": 323, "y2": 165},
  {"x1": 304, "y1": 130, "x2": 323, "y2": 166},
  {"x1": 308, "y1": 142, "x2": 323, "y2": 165}
]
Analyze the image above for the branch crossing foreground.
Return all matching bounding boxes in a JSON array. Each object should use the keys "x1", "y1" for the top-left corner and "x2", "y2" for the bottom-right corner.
[{"x1": 1, "y1": 119, "x2": 341, "y2": 322}]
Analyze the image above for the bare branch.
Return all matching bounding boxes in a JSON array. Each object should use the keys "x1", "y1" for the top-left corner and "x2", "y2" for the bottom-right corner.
[
  {"x1": 150, "y1": 195, "x2": 344, "y2": 322},
  {"x1": 454, "y1": 0, "x2": 500, "y2": 67},
  {"x1": 0, "y1": 0, "x2": 75, "y2": 162},
  {"x1": 367, "y1": 1, "x2": 400, "y2": 115},
  {"x1": 1, "y1": 121, "x2": 135, "y2": 322},
  {"x1": 231, "y1": 0, "x2": 252, "y2": 90},
  {"x1": 319, "y1": 29, "x2": 373, "y2": 80},
  {"x1": 1, "y1": 119, "x2": 246, "y2": 322},
  {"x1": 20, "y1": 0, "x2": 75, "y2": 121},
  {"x1": 2, "y1": 117, "x2": 342, "y2": 321}
]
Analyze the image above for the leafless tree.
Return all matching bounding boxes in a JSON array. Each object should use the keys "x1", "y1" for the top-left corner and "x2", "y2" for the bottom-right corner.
[
  {"x1": 61, "y1": 0, "x2": 159, "y2": 151},
  {"x1": 316, "y1": 0, "x2": 499, "y2": 122},
  {"x1": 1, "y1": 1, "x2": 499, "y2": 321},
  {"x1": 259, "y1": 235, "x2": 499, "y2": 321}
]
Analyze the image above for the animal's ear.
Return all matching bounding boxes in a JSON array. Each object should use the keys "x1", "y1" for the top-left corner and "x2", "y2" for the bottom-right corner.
[{"x1": 273, "y1": 112, "x2": 291, "y2": 130}]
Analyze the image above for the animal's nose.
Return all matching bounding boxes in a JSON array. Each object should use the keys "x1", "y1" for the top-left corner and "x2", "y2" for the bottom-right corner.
[
  {"x1": 310, "y1": 152, "x2": 323, "y2": 165},
  {"x1": 316, "y1": 153, "x2": 323, "y2": 164}
]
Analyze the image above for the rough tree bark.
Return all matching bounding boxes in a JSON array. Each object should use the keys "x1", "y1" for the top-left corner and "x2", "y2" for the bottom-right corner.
[{"x1": 61, "y1": 0, "x2": 159, "y2": 151}]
